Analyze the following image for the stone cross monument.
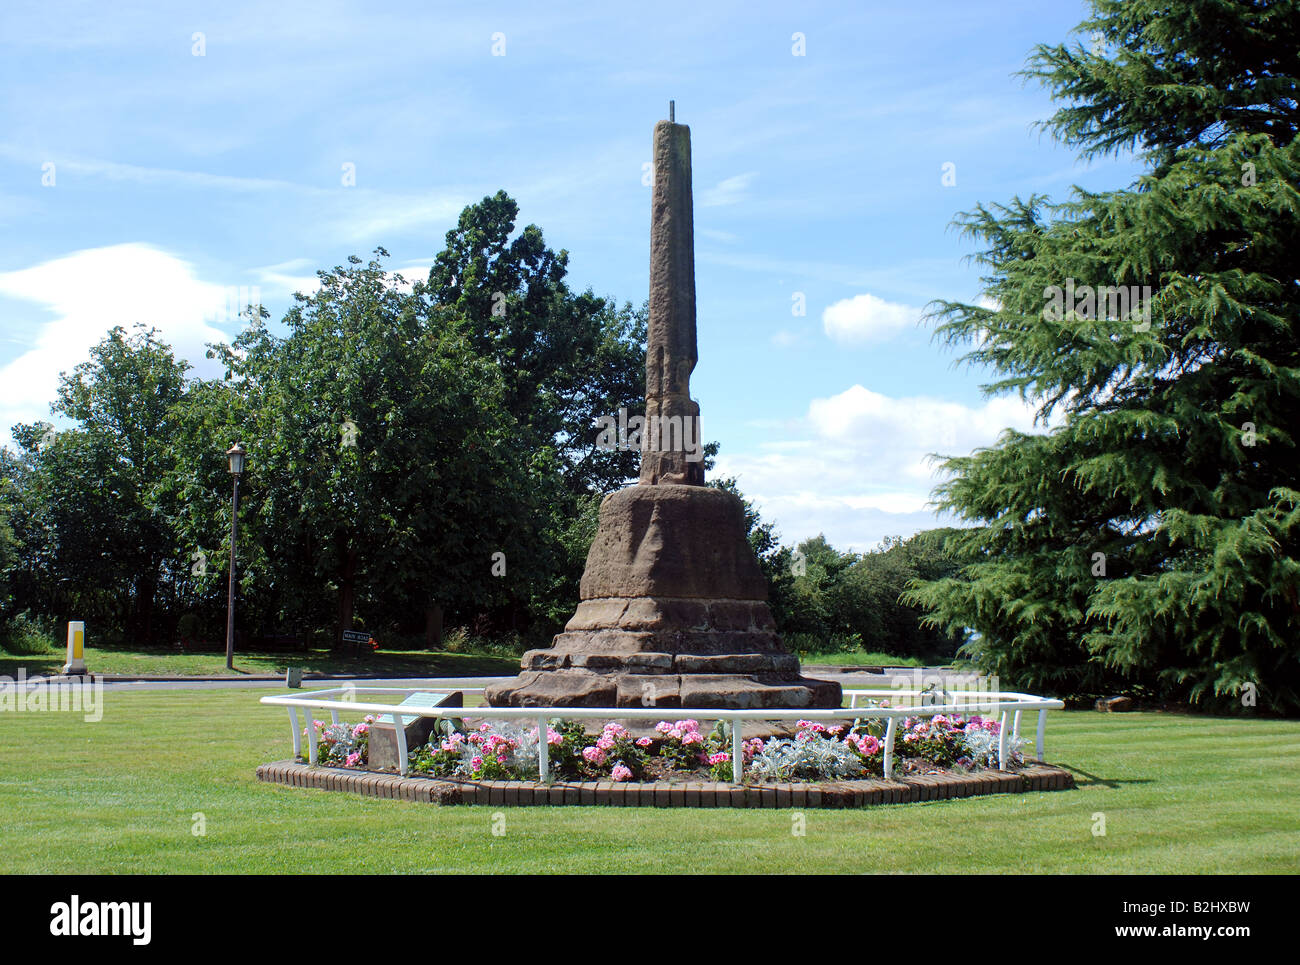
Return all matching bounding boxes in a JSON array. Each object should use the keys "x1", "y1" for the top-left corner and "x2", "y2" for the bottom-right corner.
[{"x1": 485, "y1": 109, "x2": 841, "y2": 710}]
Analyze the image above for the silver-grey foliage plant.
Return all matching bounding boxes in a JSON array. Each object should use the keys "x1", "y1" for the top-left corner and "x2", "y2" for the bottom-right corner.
[{"x1": 747, "y1": 734, "x2": 867, "y2": 782}]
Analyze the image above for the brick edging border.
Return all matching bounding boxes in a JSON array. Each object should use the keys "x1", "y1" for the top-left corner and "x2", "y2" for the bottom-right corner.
[{"x1": 255, "y1": 760, "x2": 1074, "y2": 807}]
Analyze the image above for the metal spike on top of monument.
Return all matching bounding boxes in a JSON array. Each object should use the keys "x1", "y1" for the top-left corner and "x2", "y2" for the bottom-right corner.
[{"x1": 484, "y1": 108, "x2": 841, "y2": 710}]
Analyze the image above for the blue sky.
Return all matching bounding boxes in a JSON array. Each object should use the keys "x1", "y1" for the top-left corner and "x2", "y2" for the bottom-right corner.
[{"x1": 0, "y1": 0, "x2": 1141, "y2": 550}]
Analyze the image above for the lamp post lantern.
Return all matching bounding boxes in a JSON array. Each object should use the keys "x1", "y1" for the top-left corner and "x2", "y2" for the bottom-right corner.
[{"x1": 225, "y1": 442, "x2": 246, "y2": 671}]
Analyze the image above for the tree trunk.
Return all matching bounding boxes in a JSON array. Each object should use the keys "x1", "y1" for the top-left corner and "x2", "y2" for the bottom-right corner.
[
  {"x1": 335, "y1": 544, "x2": 358, "y2": 649},
  {"x1": 134, "y1": 561, "x2": 160, "y2": 646},
  {"x1": 425, "y1": 604, "x2": 444, "y2": 649}
]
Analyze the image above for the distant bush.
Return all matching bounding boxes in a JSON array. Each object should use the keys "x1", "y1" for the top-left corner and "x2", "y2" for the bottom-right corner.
[
  {"x1": 0, "y1": 613, "x2": 58, "y2": 655},
  {"x1": 783, "y1": 632, "x2": 864, "y2": 655},
  {"x1": 439, "y1": 627, "x2": 529, "y2": 658}
]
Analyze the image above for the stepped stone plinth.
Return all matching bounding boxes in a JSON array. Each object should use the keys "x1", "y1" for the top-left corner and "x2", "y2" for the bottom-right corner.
[{"x1": 485, "y1": 109, "x2": 840, "y2": 711}]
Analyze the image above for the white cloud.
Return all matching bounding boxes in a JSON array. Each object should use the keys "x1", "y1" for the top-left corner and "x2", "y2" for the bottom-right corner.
[
  {"x1": 713, "y1": 384, "x2": 1047, "y2": 551},
  {"x1": 0, "y1": 244, "x2": 232, "y2": 444},
  {"x1": 331, "y1": 192, "x2": 467, "y2": 242},
  {"x1": 822, "y1": 292, "x2": 921, "y2": 344},
  {"x1": 253, "y1": 258, "x2": 321, "y2": 299},
  {"x1": 699, "y1": 228, "x2": 739, "y2": 243},
  {"x1": 700, "y1": 171, "x2": 757, "y2": 208}
]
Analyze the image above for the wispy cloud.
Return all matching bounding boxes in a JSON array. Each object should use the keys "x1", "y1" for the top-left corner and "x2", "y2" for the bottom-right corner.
[{"x1": 700, "y1": 171, "x2": 758, "y2": 207}]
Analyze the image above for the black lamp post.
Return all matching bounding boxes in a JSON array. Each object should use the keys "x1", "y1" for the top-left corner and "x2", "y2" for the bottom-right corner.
[{"x1": 224, "y1": 442, "x2": 246, "y2": 671}]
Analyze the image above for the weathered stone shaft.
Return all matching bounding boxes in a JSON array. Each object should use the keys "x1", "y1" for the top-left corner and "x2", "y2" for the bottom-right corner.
[{"x1": 640, "y1": 120, "x2": 704, "y2": 486}]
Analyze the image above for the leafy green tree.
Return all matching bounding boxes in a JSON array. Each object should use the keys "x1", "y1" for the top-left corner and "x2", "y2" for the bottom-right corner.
[
  {"x1": 0, "y1": 451, "x2": 20, "y2": 616},
  {"x1": 193, "y1": 250, "x2": 536, "y2": 647},
  {"x1": 6, "y1": 326, "x2": 191, "y2": 643},
  {"x1": 416, "y1": 192, "x2": 651, "y2": 638},
  {"x1": 421, "y1": 190, "x2": 647, "y2": 497},
  {"x1": 907, "y1": 0, "x2": 1300, "y2": 711}
]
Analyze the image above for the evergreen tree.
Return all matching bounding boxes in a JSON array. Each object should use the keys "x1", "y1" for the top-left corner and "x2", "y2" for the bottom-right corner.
[{"x1": 906, "y1": 0, "x2": 1300, "y2": 712}]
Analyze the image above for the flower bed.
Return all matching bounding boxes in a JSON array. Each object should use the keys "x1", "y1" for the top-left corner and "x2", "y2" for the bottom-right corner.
[{"x1": 306, "y1": 712, "x2": 1028, "y2": 784}]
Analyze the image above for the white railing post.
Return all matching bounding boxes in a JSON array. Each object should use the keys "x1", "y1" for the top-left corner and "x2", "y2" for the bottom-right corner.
[
  {"x1": 997, "y1": 710, "x2": 1009, "y2": 770},
  {"x1": 395, "y1": 716, "x2": 409, "y2": 776},
  {"x1": 306, "y1": 717, "x2": 319, "y2": 764},
  {"x1": 883, "y1": 716, "x2": 897, "y2": 780},
  {"x1": 1012, "y1": 709, "x2": 1021, "y2": 742},
  {"x1": 538, "y1": 717, "x2": 550, "y2": 783},
  {"x1": 731, "y1": 718, "x2": 743, "y2": 784},
  {"x1": 330, "y1": 708, "x2": 340, "y2": 726},
  {"x1": 289, "y1": 708, "x2": 302, "y2": 759},
  {"x1": 1036, "y1": 709, "x2": 1047, "y2": 762}
]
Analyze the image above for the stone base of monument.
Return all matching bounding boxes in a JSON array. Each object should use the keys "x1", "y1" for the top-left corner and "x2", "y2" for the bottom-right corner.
[{"x1": 485, "y1": 484, "x2": 841, "y2": 710}]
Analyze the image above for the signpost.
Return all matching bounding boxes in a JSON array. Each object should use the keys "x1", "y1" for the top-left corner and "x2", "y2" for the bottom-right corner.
[
  {"x1": 341, "y1": 629, "x2": 370, "y2": 658},
  {"x1": 62, "y1": 621, "x2": 88, "y2": 676}
]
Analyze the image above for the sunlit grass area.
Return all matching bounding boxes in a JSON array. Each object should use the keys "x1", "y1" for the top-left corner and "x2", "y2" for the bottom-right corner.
[
  {"x1": 2, "y1": 688, "x2": 1295, "y2": 874},
  {"x1": 0, "y1": 647, "x2": 518, "y2": 679}
]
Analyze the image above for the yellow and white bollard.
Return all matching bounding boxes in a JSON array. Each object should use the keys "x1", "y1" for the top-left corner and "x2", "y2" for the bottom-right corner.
[{"x1": 62, "y1": 621, "x2": 88, "y2": 676}]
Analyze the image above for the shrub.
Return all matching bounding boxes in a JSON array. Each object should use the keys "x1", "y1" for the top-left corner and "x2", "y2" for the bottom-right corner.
[
  {"x1": 310, "y1": 718, "x2": 372, "y2": 767},
  {"x1": 653, "y1": 718, "x2": 710, "y2": 769},
  {"x1": 0, "y1": 613, "x2": 57, "y2": 655},
  {"x1": 578, "y1": 721, "x2": 649, "y2": 781}
]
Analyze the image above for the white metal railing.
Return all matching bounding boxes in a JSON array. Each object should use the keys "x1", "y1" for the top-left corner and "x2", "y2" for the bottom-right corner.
[{"x1": 259, "y1": 687, "x2": 1064, "y2": 783}]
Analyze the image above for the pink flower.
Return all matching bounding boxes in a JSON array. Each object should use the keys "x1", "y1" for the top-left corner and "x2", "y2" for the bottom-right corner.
[
  {"x1": 655, "y1": 721, "x2": 672, "y2": 735},
  {"x1": 682, "y1": 732, "x2": 703, "y2": 746},
  {"x1": 602, "y1": 723, "x2": 627, "y2": 739},
  {"x1": 440, "y1": 740, "x2": 457, "y2": 752},
  {"x1": 708, "y1": 752, "x2": 731, "y2": 766},
  {"x1": 351, "y1": 723, "x2": 369, "y2": 737},
  {"x1": 345, "y1": 752, "x2": 361, "y2": 766},
  {"x1": 582, "y1": 746, "x2": 606, "y2": 765},
  {"x1": 363, "y1": 714, "x2": 375, "y2": 724},
  {"x1": 471, "y1": 756, "x2": 484, "y2": 769},
  {"x1": 496, "y1": 755, "x2": 508, "y2": 764},
  {"x1": 596, "y1": 736, "x2": 615, "y2": 751},
  {"x1": 855, "y1": 735, "x2": 881, "y2": 756},
  {"x1": 636, "y1": 736, "x2": 652, "y2": 747},
  {"x1": 547, "y1": 728, "x2": 563, "y2": 746},
  {"x1": 667, "y1": 728, "x2": 683, "y2": 740},
  {"x1": 675, "y1": 719, "x2": 699, "y2": 733},
  {"x1": 611, "y1": 763, "x2": 633, "y2": 782}
]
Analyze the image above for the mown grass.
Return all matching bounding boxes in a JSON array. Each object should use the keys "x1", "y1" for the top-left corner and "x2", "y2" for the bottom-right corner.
[
  {"x1": 1, "y1": 688, "x2": 1295, "y2": 874},
  {"x1": 799, "y1": 651, "x2": 927, "y2": 667},
  {"x1": 0, "y1": 647, "x2": 519, "y2": 679}
]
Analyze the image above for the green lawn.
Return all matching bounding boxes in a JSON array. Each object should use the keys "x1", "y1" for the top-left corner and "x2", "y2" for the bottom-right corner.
[
  {"x1": 798, "y1": 651, "x2": 927, "y2": 667},
  {"x1": 0, "y1": 646, "x2": 519, "y2": 678},
  {"x1": 1, "y1": 687, "x2": 1296, "y2": 873}
]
